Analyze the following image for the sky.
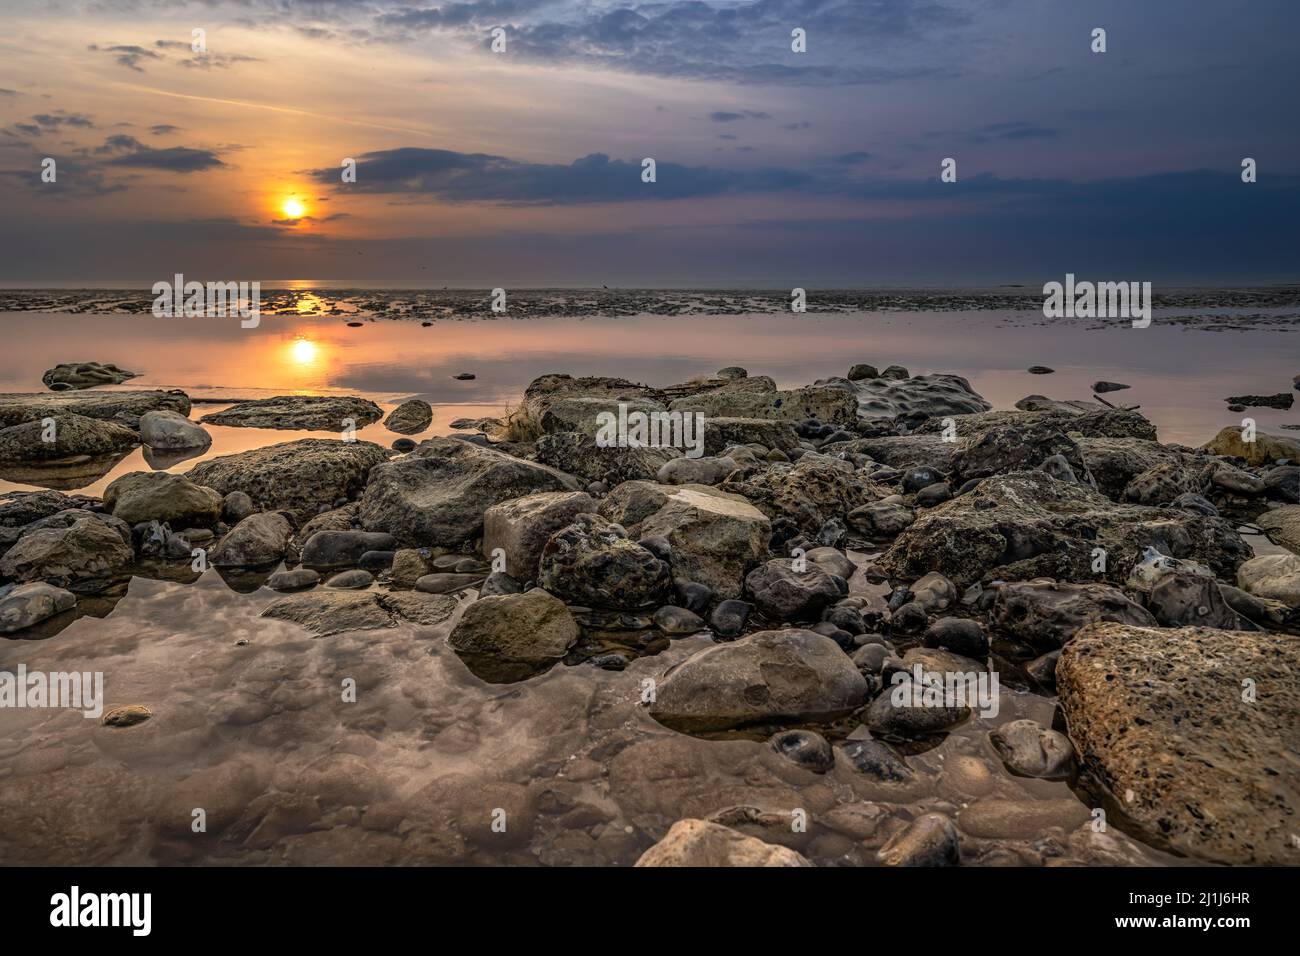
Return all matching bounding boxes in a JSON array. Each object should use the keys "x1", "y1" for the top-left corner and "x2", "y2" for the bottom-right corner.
[{"x1": 0, "y1": 0, "x2": 1297, "y2": 285}]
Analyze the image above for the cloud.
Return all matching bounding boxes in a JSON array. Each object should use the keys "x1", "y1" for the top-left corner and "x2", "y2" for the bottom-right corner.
[
  {"x1": 32, "y1": 113, "x2": 95, "y2": 129},
  {"x1": 148, "y1": 125, "x2": 182, "y2": 136},
  {"x1": 309, "y1": 147, "x2": 811, "y2": 203},
  {"x1": 94, "y1": 134, "x2": 146, "y2": 154},
  {"x1": 104, "y1": 145, "x2": 226, "y2": 172},
  {"x1": 154, "y1": 40, "x2": 261, "y2": 70},
  {"x1": 87, "y1": 43, "x2": 163, "y2": 72},
  {"x1": 708, "y1": 110, "x2": 771, "y2": 122}
]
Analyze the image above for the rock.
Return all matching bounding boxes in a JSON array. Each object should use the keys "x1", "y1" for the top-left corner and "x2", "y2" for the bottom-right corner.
[
  {"x1": 0, "y1": 389, "x2": 190, "y2": 428},
  {"x1": 670, "y1": 378, "x2": 858, "y2": 424},
  {"x1": 648, "y1": 629, "x2": 869, "y2": 733},
  {"x1": 41, "y1": 361, "x2": 137, "y2": 390},
  {"x1": 878, "y1": 471, "x2": 1250, "y2": 588},
  {"x1": 0, "y1": 515, "x2": 133, "y2": 592},
  {"x1": 1224, "y1": 392, "x2": 1294, "y2": 409},
  {"x1": 482, "y1": 491, "x2": 598, "y2": 580},
  {"x1": 478, "y1": 570, "x2": 521, "y2": 596},
  {"x1": 1092, "y1": 381, "x2": 1130, "y2": 393},
  {"x1": 721, "y1": 452, "x2": 881, "y2": 533},
  {"x1": 1171, "y1": 492, "x2": 1218, "y2": 516},
  {"x1": 851, "y1": 373, "x2": 990, "y2": 421},
  {"x1": 743, "y1": 558, "x2": 846, "y2": 622},
  {"x1": 1202, "y1": 426, "x2": 1300, "y2": 467},
  {"x1": 1058, "y1": 622, "x2": 1300, "y2": 865},
  {"x1": 709, "y1": 599, "x2": 752, "y2": 638},
  {"x1": 656, "y1": 455, "x2": 737, "y2": 486},
  {"x1": 770, "y1": 729, "x2": 835, "y2": 773},
  {"x1": 266, "y1": 568, "x2": 320, "y2": 592},
  {"x1": 1147, "y1": 572, "x2": 1243, "y2": 628},
  {"x1": 1027, "y1": 365, "x2": 1054, "y2": 375},
  {"x1": 210, "y1": 512, "x2": 293, "y2": 567},
  {"x1": 186, "y1": 439, "x2": 389, "y2": 520},
  {"x1": 103, "y1": 471, "x2": 222, "y2": 527},
  {"x1": 0, "y1": 413, "x2": 138, "y2": 466},
  {"x1": 535, "y1": 431, "x2": 681, "y2": 485},
  {"x1": 915, "y1": 481, "x2": 952, "y2": 506},
  {"x1": 101, "y1": 704, "x2": 152, "y2": 728},
  {"x1": 877, "y1": 813, "x2": 959, "y2": 867},
  {"x1": 392, "y1": 438, "x2": 415, "y2": 453},
  {"x1": 701, "y1": 418, "x2": 800, "y2": 456},
  {"x1": 537, "y1": 514, "x2": 669, "y2": 609},
  {"x1": 360, "y1": 437, "x2": 575, "y2": 547},
  {"x1": 866, "y1": 674, "x2": 970, "y2": 736},
  {"x1": 299, "y1": 529, "x2": 398, "y2": 569},
  {"x1": 326, "y1": 569, "x2": 374, "y2": 589},
  {"x1": 922, "y1": 617, "x2": 988, "y2": 657},
  {"x1": 635, "y1": 819, "x2": 812, "y2": 867},
  {"x1": 383, "y1": 399, "x2": 433, "y2": 435},
  {"x1": 991, "y1": 579, "x2": 1156, "y2": 648},
  {"x1": 988, "y1": 719, "x2": 1075, "y2": 779},
  {"x1": 221, "y1": 491, "x2": 255, "y2": 524},
  {"x1": 414, "y1": 573, "x2": 481, "y2": 594},
  {"x1": 377, "y1": 590, "x2": 458, "y2": 626},
  {"x1": 840, "y1": 738, "x2": 914, "y2": 782},
  {"x1": 1257, "y1": 505, "x2": 1300, "y2": 556},
  {"x1": 447, "y1": 588, "x2": 580, "y2": 675},
  {"x1": 1026, "y1": 649, "x2": 1060, "y2": 686},
  {"x1": 847, "y1": 498, "x2": 915, "y2": 537},
  {"x1": 260, "y1": 590, "x2": 395, "y2": 635},
  {"x1": 653, "y1": 605, "x2": 705, "y2": 635},
  {"x1": 910, "y1": 571, "x2": 958, "y2": 613},
  {"x1": 957, "y1": 799, "x2": 1090, "y2": 839},
  {"x1": 0, "y1": 581, "x2": 77, "y2": 633},
  {"x1": 200, "y1": 395, "x2": 383, "y2": 430},
  {"x1": 888, "y1": 601, "x2": 928, "y2": 634},
  {"x1": 953, "y1": 420, "x2": 1090, "y2": 484},
  {"x1": 358, "y1": 550, "x2": 394, "y2": 571},
  {"x1": 0, "y1": 490, "x2": 86, "y2": 530},
  {"x1": 847, "y1": 363, "x2": 879, "y2": 381},
  {"x1": 637, "y1": 486, "x2": 770, "y2": 600},
  {"x1": 902, "y1": 466, "x2": 943, "y2": 493},
  {"x1": 716, "y1": 366, "x2": 748, "y2": 380},
  {"x1": 805, "y1": 546, "x2": 855, "y2": 580},
  {"x1": 1236, "y1": 553, "x2": 1300, "y2": 607},
  {"x1": 1264, "y1": 465, "x2": 1300, "y2": 503},
  {"x1": 389, "y1": 548, "x2": 438, "y2": 588},
  {"x1": 138, "y1": 409, "x2": 210, "y2": 450},
  {"x1": 1125, "y1": 545, "x2": 1214, "y2": 594}
]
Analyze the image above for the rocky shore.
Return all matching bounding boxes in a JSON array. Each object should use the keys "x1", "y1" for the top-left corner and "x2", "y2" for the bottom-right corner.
[{"x1": 2, "y1": 364, "x2": 1298, "y2": 866}]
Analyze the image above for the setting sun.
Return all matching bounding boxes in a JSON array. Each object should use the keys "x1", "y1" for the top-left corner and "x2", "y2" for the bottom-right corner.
[
  {"x1": 289, "y1": 337, "x2": 317, "y2": 364},
  {"x1": 282, "y1": 197, "x2": 306, "y2": 219}
]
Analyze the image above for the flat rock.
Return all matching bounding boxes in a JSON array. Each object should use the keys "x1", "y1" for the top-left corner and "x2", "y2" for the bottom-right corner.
[
  {"x1": 991, "y1": 579, "x2": 1156, "y2": 648},
  {"x1": 0, "y1": 389, "x2": 190, "y2": 428},
  {"x1": 1202, "y1": 426, "x2": 1300, "y2": 467},
  {"x1": 42, "y1": 361, "x2": 137, "y2": 390},
  {"x1": 1058, "y1": 622, "x2": 1300, "y2": 865},
  {"x1": 200, "y1": 395, "x2": 383, "y2": 431},
  {"x1": 139, "y1": 409, "x2": 210, "y2": 450},
  {"x1": 383, "y1": 399, "x2": 433, "y2": 435},
  {"x1": 637, "y1": 485, "x2": 770, "y2": 600},
  {"x1": 0, "y1": 581, "x2": 77, "y2": 633},
  {"x1": 260, "y1": 589, "x2": 396, "y2": 636},
  {"x1": 0, "y1": 413, "x2": 139, "y2": 467},
  {"x1": 635, "y1": 819, "x2": 811, "y2": 867}
]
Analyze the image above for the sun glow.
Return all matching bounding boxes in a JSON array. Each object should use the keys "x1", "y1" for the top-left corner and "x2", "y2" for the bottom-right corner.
[
  {"x1": 282, "y1": 197, "x2": 306, "y2": 219},
  {"x1": 289, "y1": 338, "x2": 318, "y2": 364}
]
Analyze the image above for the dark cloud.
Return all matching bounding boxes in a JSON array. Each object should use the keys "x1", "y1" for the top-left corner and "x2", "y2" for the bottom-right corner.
[
  {"x1": 104, "y1": 146, "x2": 226, "y2": 172},
  {"x1": 32, "y1": 113, "x2": 95, "y2": 129},
  {"x1": 708, "y1": 110, "x2": 771, "y2": 122},
  {"x1": 94, "y1": 134, "x2": 146, "y2": 154},
  {"x1": 309, "y1": 147, "x2": 810, "y2": 203},
  {"x1": 87, "y1": 43, "x2": 163, "y2": 72},
  {"x1": 148, "y1": 125, "x2": 182, "y2": 136}
]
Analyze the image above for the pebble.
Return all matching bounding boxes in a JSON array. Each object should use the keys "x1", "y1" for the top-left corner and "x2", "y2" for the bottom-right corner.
[{"x1": 770, "y1": 729, "x2": 835, "y2": 774}]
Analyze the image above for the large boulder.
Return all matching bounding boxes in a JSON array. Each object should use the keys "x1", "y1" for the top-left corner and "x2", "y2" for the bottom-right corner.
[
  {"x1": 637, "y1": 486, "x2": 770, "y2": 600},
  {"x1": 534, "y1": 431, "x2": 681, "y2": 485},
  {"x1": 648, "y1": 629, "x2": 869, "y2": 733},
  {"x1": 103, "y1": 471, "x2": 223, "y2": 526},
  {"x1": 299, "y1": 529, "x2": 398, "y2": 569},
  {"x1": 537, "y1": 514, "x2": 669, "y2": 609},
  {"x1": 260, "y1": 589, "x2": 395, "y2": 636},
  {"x1": 1236, "y1": 553, "x2": 1300, "y2": 608},
  {"x1": 991, "y1": 580, "x2": 1157, "y2": 648},
  {"x1": 701, "y1": 418, "x2": 801, "y2": 456},
  {"x1": 209, "y1": 512, "x2": 294, "y2": 567},
  {"x1": 877, "y1": 471, "x2": 1251, "y2": 588},
  {"x1": 185, "y1": 439, "x2": 389, "y2": 520},
  {"x1": 447, "y1": 588, "x2": 580, "y2": 679},
  {"x1": 670, "y1": 379, "x2": 858, "y2": 424},
  {"x1": 0, "y1": 413, "x2": 137, "y2": 465},
  {"x1": 41, "y1": 361, "x2": 137, "y2": 390},
  {"x1": 0, "y1": 389, "x2": 190, "y2": 428},
  {"x1": 138, "y1": 410, "x2": 211, "y2": 450},
  {"x1": 512, "y1": 374, "x2": 666, "y2": 440},
  {"x1": 482, "y1": 491, "x2": 598, "y2": 580},
  {"x1": 1058, "y1": 622, "x2": 1300, "y2": 865},
  {"x1": 848, "y1": 373, "x2": 990, "y2": 421},
  {"x1": 952, "y1": 420, "x2": 1090, "y2": 484},
  {"x1": 1257, "y1": 505, "x2": 1300, "y2": 556},
  {"x1": 0, "y1": 516, "x2": 133, "y2": 592},
  {"x1": 0, "y1": 581, "x2": 77, "y2": 633},
  {"x1": 199, "y1": 395, "x2": 383, "y2": 431},
  {"x1": 833, "y1": 434, "x2": 959, "y2": 473},
  {"x1": 635, "y1": 819, "x2": 811, "y2": 867},
  {"x1": 383, "y1": 399, "x2": 432, "y2": 435},
  {"x1": 1202, "y1": 426, "x2": 1300, "y2": 467},
  {"x1": 359, "y1": 438, "x2": 576, "y2": 547},
  {"x1": 1075, "y1": 437, "x2": 1206, "y2": 502}
]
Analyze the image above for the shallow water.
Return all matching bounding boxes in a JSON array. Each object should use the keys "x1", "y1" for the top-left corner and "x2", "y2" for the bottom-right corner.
[{"x1": 0, "y1": 306, "x2": 1293, "y2": 866}]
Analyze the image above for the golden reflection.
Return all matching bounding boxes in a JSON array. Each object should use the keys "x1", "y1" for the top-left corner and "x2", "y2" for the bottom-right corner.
[{"x1": 289, "y1": 337, "x2": 318, "y2": 365}]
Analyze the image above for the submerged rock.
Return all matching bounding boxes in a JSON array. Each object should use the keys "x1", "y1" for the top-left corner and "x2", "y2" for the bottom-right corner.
[
  {"x1": 635, "y1": 819, "x2": 811, "y2": 867},
  {"x1": 769, "y1": 729, "x2": 835, "y2": 773},
  {"x1": 648, "y1": 629, "x2": 869, "y2": 733},
  {"x1": 1058, "y1": 622, "x2": 1300, "y2": 865},
  {"x1": 877, "y1": 813, "x2": 960, "y2": 867},
  {"x1": 447, "y1": 588, "x2": 580, "y2": 679},
  {"x1": 265, "y1": 567, "x2": 320, "y2": 592},
  {"x1": 260, "y1": 589, "x2": 395, "y2": 636},
  {"x1": 537, "y1": 514, "x2": 669, "y2": 609},
  {"x1": 200, "y1": 395, "x2": 383, "y2": 431},
  {"x1": 0, "y1": 581, "x2": 77, "y2": 633},
  {"x1": 991, "y1": 579, "x2": 1155, "y2": 648},
  {"x1": 988, "y1": 719, "x2": 1075, "y2": 779},
  {"x1": 0, "y1": 515, "x2": 133, "y2": 592}
]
